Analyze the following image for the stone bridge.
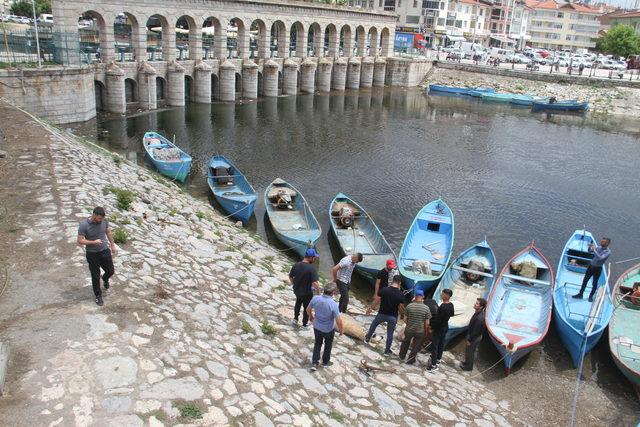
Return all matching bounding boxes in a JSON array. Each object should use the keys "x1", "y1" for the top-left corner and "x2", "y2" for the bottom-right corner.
[{"x1": 51, "y1": 0, "x2": 407, "y2": 115}]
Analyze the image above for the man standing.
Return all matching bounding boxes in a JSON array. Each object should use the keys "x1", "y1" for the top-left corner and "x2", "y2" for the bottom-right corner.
[
  {"x1": 307, "y1": 282, "x2": 344, "y2": 371},
  {"x1": 77, "y1": 207, "x2": 116, "y2": 306},
  {"x1": 369, "y1": 259, "x2": 398, "y2": 310},
  {"x1": 289, "y1": 248, "x2": 321, "y2": 327},
  {"x1": 573, "y1": 237, "x2": 611, "y2": 302},
  {"x1": 365, "y1": 275, "x2": 405, "y2": 356},
  {"x1": 427, "y1": 288, "x2": 454, "y2": 372},
  {"x1": 399, "y1": 289, "x2": 431, "y2": 364},
  {"x1": 460, "y1": 298, "x2": 486, "y2": 371},
  {"x1": 331, "y1": 252, "x2": 363, "y2": 313}
]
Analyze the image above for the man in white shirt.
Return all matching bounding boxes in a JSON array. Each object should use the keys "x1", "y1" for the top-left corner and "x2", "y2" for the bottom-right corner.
[{"x1": 331, "y1": 253, "x2": 363, "y2": 313}]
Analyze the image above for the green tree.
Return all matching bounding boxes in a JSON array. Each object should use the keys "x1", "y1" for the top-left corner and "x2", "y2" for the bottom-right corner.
[
  {"x1": 596, "y1": 24, "x2": 640, "y2": 58},
  {"x1": 10, "y1": 0, "x2": 51, "y2": 18}
]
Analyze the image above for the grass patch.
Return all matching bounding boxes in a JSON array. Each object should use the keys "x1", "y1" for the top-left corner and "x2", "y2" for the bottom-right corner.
[
  {"x1": 135, "y1": 217, "x2": 143, "y2": 226},
  {"x1": 235, "y1": 346, "x2": 245, "y2": 356},
  {"x1": 238, "y1": 277, "x2": 247, "y2": 285},
  {"x1": 168, "y1": 208, "x2": 178, "y2": 216},
  {"x1": 177, "y1": 402, "x2": 203, "y2": 420},
  {"x1": 146, "y1": 409, "x2": 166, "y2": 422},
  {"x1": 103, "y1": 186, "x2": 136, "y2": 210},
  {"x1": 275, "y1": 283, "x2": 287, "y2": 291},
  {"x1": 196, "y1": 211, "x2": 205, "y2": 220},
  {"x1": 120, "y1": 218, "x2": 131, "y2": 225},
  {"x1": 243, "y1": 254, "x2": 255, "y2": 264},
  {"x1": 112, "y1": 154, "x2": 123, "y2": 166},
  {"x1": 260, "y1": 321, "x2": 277, "y2": 336},
  {"x1": 113, "y1": 228, "x2": 128, "y2": 244},
  {"x1": 329, "y1": 411, "x2": 345, "y2": 422},
  {"x1": 107, "y1": 213, "x2": 118, "y2": 223},
  {"x1": 241, "y1": 320, "x2": 253, "y2": 334}
]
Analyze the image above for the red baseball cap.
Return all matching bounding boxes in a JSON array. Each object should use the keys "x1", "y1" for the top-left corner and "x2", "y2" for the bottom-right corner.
[{"x1": 386, "y1": 259, "x2": 397, "y2": 269}]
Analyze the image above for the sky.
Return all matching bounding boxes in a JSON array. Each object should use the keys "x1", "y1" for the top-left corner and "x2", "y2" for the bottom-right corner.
[{"x1": 594, "y1": 0, "x2": 640, "y2": 9}]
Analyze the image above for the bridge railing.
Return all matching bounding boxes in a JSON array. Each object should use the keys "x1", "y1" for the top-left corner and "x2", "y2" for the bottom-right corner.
[{"x1": 0, "y1": 28, "x2": 83, "y2": 68}]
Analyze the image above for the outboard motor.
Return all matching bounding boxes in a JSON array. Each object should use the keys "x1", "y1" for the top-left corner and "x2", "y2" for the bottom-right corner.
[
  {"x1": 338, "y1": 207, "x2": 355, "y2": 228},
  {"x1": 276, "y1": 190, "x2": 292, "y2": 209}
]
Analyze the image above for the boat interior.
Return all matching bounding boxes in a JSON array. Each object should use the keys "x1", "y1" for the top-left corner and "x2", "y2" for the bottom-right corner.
[
  {"x1": 267, "y1": 183, "x2": 314, "y2": 233},
  {"x1": 446, "y1": 254, "x2": 495, "y2": 320},
  {"x1": 331, "y1": 200, "x2": 376, "y2": 254},
  {"x1": 401, "y1": 209, "x2": 452, "y2": 277},
  {"x1": 488, "y1": 252, "x2": 552, "y2": 345}
]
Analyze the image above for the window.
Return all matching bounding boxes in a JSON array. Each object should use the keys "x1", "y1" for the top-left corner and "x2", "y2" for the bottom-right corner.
[
  {"x1": 465, "y1": 6, "x2": 470, "y2": 13},
  {"x1": 437, "y1": 17, "x2": 445, "y2": 25},
  {"x1": 457, "y1": 5, "x2": 461, "y2": 12},
  {"x1": 398, "y1": 0, "x2": 401, "y2": 7},
  {"x1": 440, "y1": 2, "x2": 445, "y2": 10},
  {"x1": 566, "y1": 35, "x2": 571, "y2": 40},
  {"x1": 407, "y1": 15, "x2": 421, "y2": 23},
  {"x1": 479, "y1": 9, "x2": 483, "y2": 15},
  {"x1": 414, "y1": 0, "x2": 418, "y2": 7},
  {"x1": 423, "y1": 0, "x2": 439, "y2": 8},
  {"x1": 557, "y1": 12, "x2": 563, "y2": 18},
  {"x1": 379, "y1": 0, "x2": 383, "y2": 7}
]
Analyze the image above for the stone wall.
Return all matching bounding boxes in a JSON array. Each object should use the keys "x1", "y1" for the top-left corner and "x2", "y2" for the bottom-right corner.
[
  {"x1": 385, "y1": 58, "x2": 433, "y2": 87},
  {"x1": 0, "y1": 67, "x2": 95, "y2": 124},
  {"x1": 436, "y1": 61, "x2": 640, "y2": 89}
]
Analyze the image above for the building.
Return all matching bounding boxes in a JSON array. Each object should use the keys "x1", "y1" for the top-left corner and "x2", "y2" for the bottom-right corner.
[
  {"x1": 488, "y1": 0, "x2": 532, "y2": 49},
  {"x1": 445, "y1": 0, "x2": 493, "y2": 45},
  {"x1": 527, "y1": 0, "x2": 602, "y2": 51},
  {"x1": 601, "y1": 10, "x2": 640, "y2": 35}
]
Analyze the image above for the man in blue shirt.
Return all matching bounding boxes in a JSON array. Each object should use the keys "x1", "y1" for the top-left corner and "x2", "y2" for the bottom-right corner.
[
  {"x1": 307, "y1": 282, "x2": 344, "y2": 371},
  {"x1": 573, "y1": 237, "x2": 611, "y2": 302}
]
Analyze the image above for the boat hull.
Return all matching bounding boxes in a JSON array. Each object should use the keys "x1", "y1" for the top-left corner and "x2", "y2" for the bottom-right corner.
[
  {"x1": 490, "y1": 334, "x2": 536, "y2": 371},
  {"x1": 207, "y1": 155, "x2": 257, "y2": 224},
  {"x1": 213, "y1": 195, "x2": 256, "y2": 224},
  {"x1": 532, "y1": 101, "x2": 588, "y2": 112},
  {"x1": 554, "y1": 314, "x2": 607, "y2": 367},
  {"x1": 143, "y1": 132, "x2": 192, "y2": 182},
  {"x1": 428, "y1": 84, "x2": 469, "y2": 95}
]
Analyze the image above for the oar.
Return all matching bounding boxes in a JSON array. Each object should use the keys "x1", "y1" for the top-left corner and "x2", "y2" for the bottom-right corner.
[
  {"x1": 615, "y1": 256, "x2": 640, "y2": 265},
  {"x1": 422, "y1": 242, "x2": 444, "y2": 260}
]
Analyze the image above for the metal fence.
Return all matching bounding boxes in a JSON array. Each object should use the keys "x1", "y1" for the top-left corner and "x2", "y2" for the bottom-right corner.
[{"x1": 0, "y1": 28, "x2": 83, "y2": 68}]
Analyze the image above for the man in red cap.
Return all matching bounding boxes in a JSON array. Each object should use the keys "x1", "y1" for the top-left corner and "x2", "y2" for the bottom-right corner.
[{"x1": 367, "y1": 259, "x2": 399, "y2": 313}]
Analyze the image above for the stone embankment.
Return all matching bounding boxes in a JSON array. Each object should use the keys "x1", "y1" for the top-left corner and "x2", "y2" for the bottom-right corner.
[
  {"x1": 0, "y1": 99, "x2": 523, "y2": 426},
  {"x1": 426, "y1": 67, "x2": 640, "y2": 118}
]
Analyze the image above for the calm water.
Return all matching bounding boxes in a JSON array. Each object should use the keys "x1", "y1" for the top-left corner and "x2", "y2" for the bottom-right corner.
[
  {"x1": 71, "y1": 88, "x2": 640, "y2": 404},
  {"x1": 72, "y1": 88, "x2": 640, "y2": 280}
]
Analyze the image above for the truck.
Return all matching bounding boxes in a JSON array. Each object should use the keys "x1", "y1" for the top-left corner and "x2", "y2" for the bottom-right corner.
[{"x1": 453, "y1": 41, "x2": 486, "y2": 59}]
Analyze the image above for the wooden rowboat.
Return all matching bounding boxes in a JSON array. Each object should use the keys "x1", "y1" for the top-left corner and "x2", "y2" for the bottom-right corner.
[
  {"x1": 206, "y1": 155, "x2": 256, "y2": 224},
  {"x1": 142, "y1": 131, "x2": 192, "y2": 182}
]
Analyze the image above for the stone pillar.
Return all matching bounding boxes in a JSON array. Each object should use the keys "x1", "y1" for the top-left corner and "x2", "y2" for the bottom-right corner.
[
  {"x1": 242, "y1": 61, "x2": 258, "y2": 99},
  {"x1": 51, "y1": 5, "x2": 80, "y2": 65},
  {"x1": 132, "y1": 25, "x2": 148, "y2": 62},
  {"x1": 332, "y1": 57, "x2": 347, "y2": 91},
  {"x1": 373, "y1": 57, "x2": 386, "y2": 87},
  {"x1": 257, "y1": 29, "x2": 269, "y2": 59},
  {"x1": 167, "y1": 60, "x2": 186, "y2": 107},
  {"x1": 381, "y1": 30, "x2": 394, "y2": 57},
  {"x1": 101, "y1": 22, "x2": 116, "y2": 63},
  {"x1": 219, "y1": 60, "x2": 236, "y2": 102},
  {"x1": 283, "y1": 59, "x2": 298, "y2": 95},
  {"x1": 189, "y1": 27, "x2": 203, "y2": 61},
  {"x1": 237, "y1": 27, "x2": 250, "y2": 59},
  {"x1": 295, "y1": 28, "x2": 307, "y2": 58},
  {"x1": 214, "y1": 29, "x2": 227, "y2": 59},
  {"x1": 164, "y1": 23, "x2": 177, "y2": 62},
  {"x1": 327, "y1": 30, "x2": 339, "y2": 58},
  {"x1": 316, "y1": 57, "x2": 333, "y2": 93},
  {"x1": 356, "y1": 33, "x2": 366, "y2": 57},
  {"x1": 346, "y1": 57, "x2": 361, "y2": 90},
  {"x1": 368, "y1": 32, "x2": 379, "y2": 57},
  {"x1": 300, "y1": 58, "x2": 316, "y2": 94},
  {"x1": 342, "y1": 31, "x2": 354, "y2": 57},
  {"x1": 360, "y1": 57, "x2": 374, "y2": 88},
  {"x1": 194, "y1": 60, "x2": 213, "y2": 103},
  {"x1": 278, "y1": 31, "x2": 290, "y2": 59},
  {"x1": 262, "y1": 60, "x2": 279, "y2": 97},
  {"x1": 105, "y1": 62, "x2": 125, "y2": 114},
  {"x1": 313, "y1": 27, "x2": 324, "y2": 58},
  {"x1": 137, "y1": 61, "x2": 157, "y2": 110}
]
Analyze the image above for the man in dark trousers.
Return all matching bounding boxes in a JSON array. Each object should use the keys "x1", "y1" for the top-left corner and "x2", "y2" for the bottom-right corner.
[
  {"x1": 399, "y1": 289, "x2": 431, "y2": 364},
  {"x1": 460, "y1": 298, "x2": 486, "y2": 371},
  {"x1": 573, "y1": 237, "x2": 611, "y2": 302},
  {"x1": 427, "y1": 288, "x2": 454, "y2": 372},
  {"x1": 365, "y1": 275, "x2": 405, "y2": 356},
  {"x1": 369, "y1": 259, "x2": 398, "y2": 311},
  {"x1": 77, "y1": 206, "x2": 116, "y2": 306},
  {"x1": 331, "y1": 252, "x2": 363, "y2": 313},
  {"x1": 289, "y1": 248, "x2": 321, "y2": 327},
  {"x1": 307, "y1": 282, "x2": 344, "y2": 371}
]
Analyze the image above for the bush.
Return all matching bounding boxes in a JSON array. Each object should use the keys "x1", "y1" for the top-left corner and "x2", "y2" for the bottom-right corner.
[
  {"x1": 177, "y1": 403, "x2": 202, "y2": 419},
  {"x1": 113, "y1": 228, "x2": 128, "y2": 244},
  {"x1": 241, "y1": 320, "x2": 252, "y2": 334},
  {"x1": 103, "y1": 186, "x2": 136, "y2": 211}
]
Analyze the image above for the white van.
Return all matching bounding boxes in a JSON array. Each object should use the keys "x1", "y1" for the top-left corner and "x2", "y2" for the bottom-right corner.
[
  {"x1": 489, "y1": 47, "x2": 512, "y2": 61},
  {"x1": 455, "y1": 41, "x2": 486, "y2": 59}
]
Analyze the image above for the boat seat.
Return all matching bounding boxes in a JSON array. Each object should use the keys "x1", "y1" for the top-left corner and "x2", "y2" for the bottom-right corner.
[
  {"x1": 331, "y1": 202, "x2": 361, "y2": 217},
  {"x1": 213, "y1": 166, "x2": 233, "y2": 184},
  {"x1": 503, "y1": 273, "x2": 550, "y2": 286},
  {"x1": 147, "y1": 143, "x2": 169, "y2": 149},
  {"x1": 267, "y1": 186, "x2": 297, "y2": 201}
]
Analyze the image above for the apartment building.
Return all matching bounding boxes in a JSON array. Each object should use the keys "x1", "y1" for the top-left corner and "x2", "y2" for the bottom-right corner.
[
  {"x1": 527, "y1": 0, "x2": 602, "y2": 51},
  {"x1": 488, "y1": 0, "x2": 531, "y2": 49},
  {"x1": 602, "y1": 10, "x2": 640, "y2": 35},
  {"x1": 445, "y1": 0, "x2": 493, "y2": 45}
]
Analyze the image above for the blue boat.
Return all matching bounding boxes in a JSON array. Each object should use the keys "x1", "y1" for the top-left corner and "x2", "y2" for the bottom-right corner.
[
  {"x1": 481, "y1": 92, "x2": 515, "y2": 102},
  {"x1": 207, "y1": 156, "x2": 256, "y2": 224},
  {"x1": 531, "y1": 99, "x2": 588, "y2": 112},
  {"x1": 264, "y1": 178, "x2": 321, "y2": 257},
  {"x1": 553, "y1": 230, "x2": 613, "y2": 367},
  {"x1": 142, "y1": 132, "x2": 192, "y2": 182},
  {"x1": 467, "y1": 87, "x2": 496, "y2": 97},
  {"x1": 329, "y1": 193, "x2": 396, "y2": 282},
  {"x1": 398, "y1": 199, "x2": 454, "y2": 294},
  {"x1": 486, "y1": 242, "x2": 554, "y2": 374},
  {"x1": 510, "y1": 95, "x2": 549, "y2": 106},
  {"x1": 428, "y1": 84, "x2": 470, "y2": 95},
  {"x1": 433, "y1": 240, "x2": 497, "y2": 343}
]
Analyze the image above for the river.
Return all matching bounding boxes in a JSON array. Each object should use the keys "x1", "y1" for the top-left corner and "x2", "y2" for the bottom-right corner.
[{"x1": 70, "y1": 88, "x2": 640, "y2": 416}]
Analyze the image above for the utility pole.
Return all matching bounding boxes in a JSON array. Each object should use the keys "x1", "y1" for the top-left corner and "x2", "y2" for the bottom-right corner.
[{"x1": 31, "y1": 0, "x2": 41, "y2": 67}]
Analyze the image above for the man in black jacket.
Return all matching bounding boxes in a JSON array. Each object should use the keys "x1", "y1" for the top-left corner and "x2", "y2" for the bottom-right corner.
[{"x1": 460, "y1": 298, "x2": 487, "y2": 371}]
